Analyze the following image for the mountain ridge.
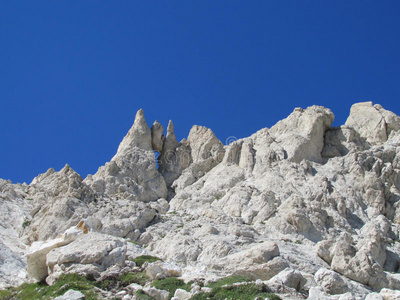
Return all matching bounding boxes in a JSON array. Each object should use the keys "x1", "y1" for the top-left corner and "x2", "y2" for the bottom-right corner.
[{"x1": 1, "y1": 101, "x2": 400, "y2": 299}]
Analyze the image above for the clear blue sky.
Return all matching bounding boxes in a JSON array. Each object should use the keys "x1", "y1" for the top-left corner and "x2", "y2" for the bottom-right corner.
[{"x1": 1, "y1": 1, "x2": 399, "y2": 184}]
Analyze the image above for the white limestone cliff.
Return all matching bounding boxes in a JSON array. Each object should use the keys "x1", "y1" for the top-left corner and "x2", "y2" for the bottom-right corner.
[{"x1": 1, "y1": 101, "x2": 400, "y2": 300}]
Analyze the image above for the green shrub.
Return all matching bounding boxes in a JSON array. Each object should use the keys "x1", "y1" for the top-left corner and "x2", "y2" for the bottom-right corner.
[
  {"x1": 136, "y1": 289, "x2": 155, "y2": 300},
  {"x1": 22, "y1": 221, "x2": 31, "y2": 228},
  {"x1": 132, "y1": 255, "x2": 162, "y2": 267},
  {"x1": 0, "y1": 289, "x2": 13, "y2": 300},
  {"x1": 0, "y1": 274, "x2": 99, "y2": 300},
  {"x1": 119, "y1": 271, "x2": 150, "y2": 286},
  {"x1": 151, "y1": 277, "x2": 191, "y2": 299},
  {"x1": 207, "y1": 275, "x2": 252, "y2": 288},
  {"x1": 190, "y1": 283, "x2": 281, "y2": 300}
]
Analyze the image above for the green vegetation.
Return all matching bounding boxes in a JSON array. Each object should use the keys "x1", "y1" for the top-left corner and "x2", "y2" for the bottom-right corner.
[
  {"x1": 0, "y1": 274, "x2": 99, "y2": 300},
  {"x1": 0, "y1": 290, "x2": 13, "y2": 299},
  {"x1": 207, "y1": 275, "x2": 252, "y2": 288},
  {"x1": 188, "y1": 275, "x2": 281, "y2": 300},
  {"x1": 119, "y1": 271, "x2": 150, "y2": 286},
  {"x1": 151, "y1": 277, "x2": 191, "y2": 299},
  {"x1": 136, "y1": 289, "x2": 155, "y2": 299},
  {"x1": 132, "y1": 255, "x2": 162, "y2": 267},
  {"x1": 295, "y1": 240, "x2": 303, "y2": 244},
  {"x1": 190, "y1": 283, "x2": 281, "y2": 300},
  {"x1": 22, "y1": 221, "x2": 31, "y2": 228},
  {"x1": 0, "y1": 271, "x2": 281, "y2": 300},
  {"x1": 128, "y1": 240, "x2": 140, "y2": 245}
]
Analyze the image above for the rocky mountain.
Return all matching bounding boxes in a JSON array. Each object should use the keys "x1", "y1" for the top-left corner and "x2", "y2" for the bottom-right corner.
[{"x1": 1, "y1": 101, "x2": 400, "y2": 299}]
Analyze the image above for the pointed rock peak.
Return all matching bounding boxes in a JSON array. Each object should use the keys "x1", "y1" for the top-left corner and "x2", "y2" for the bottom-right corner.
[
  {"x1": 134, "y1": 108, "x2": 145, "y2": 124},
  {"x1": 188, "y1": 125, "x2": 218, "y2": 142},
  {"x1": 161, "y1": 120, "x2": 178, "y2": 150},
  {"x1": 114, "y1": 109, "x2": 152, "y2": 155},
  {"x1": 60, "y1": 165, "x2": 82, "y2": 179},
  {"x1": 152, "y1": 120, "x2": 163, "y2": 129},
  {"x1": 61, "y1": 164, "x2": 72, "y2": 174},
  {"x1": 167, "y1": 120, "x2": 175, "y2": 136},
  {"x1": 151, "y1": 120, "x2": 164, "y2": 152},
  {"x1": 187, "y1": 125, "x2": 224, "y2": 164}
]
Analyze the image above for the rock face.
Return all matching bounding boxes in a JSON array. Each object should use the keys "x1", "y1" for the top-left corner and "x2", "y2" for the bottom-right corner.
[
  {"x1": 0, "y1": 179, "x2": 31, "y2": 288},
  {"x1": 345, "y1": 101, "x2": 400, "y2": 145},
  {"x1": 1, "y1": 102, "x2": 400, "y2": 300}
]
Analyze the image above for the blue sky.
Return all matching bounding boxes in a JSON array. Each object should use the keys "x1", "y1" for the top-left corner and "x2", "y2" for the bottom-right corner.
[{"x1": 1, "y1": 1, "x2": 399, "y2": 183}]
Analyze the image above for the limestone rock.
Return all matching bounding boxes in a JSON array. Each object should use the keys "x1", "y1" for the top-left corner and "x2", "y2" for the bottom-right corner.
[
  {"x1": 143, "y1": 286, "x2": 170, "y2": 300},
  {"x1": 158, "y1": 121, "x2": 191, "y2": 188},
  {"x1": 174, "y1": 288, "x2": 192, "y2": 300},
  {"x1": 365, "y1": 293, "x2": 384, "y2": 300},
  {"x1": 116, "y1": 108, "x2": 152, "y2": 153},
  {"x1": 171, "y1": 126, "x2": 224, "y2": 192},
  {"x1": 151, "y1": 120, "x2": 165, "y2": 152},
  {"x1": 46, "y1": 231, "x2": 127, "y2": 284},
  {"x1": 187, "y1": 125, "x2": 224, "y2": 164},
  {"x1": 54, "y1": 289, "x2": 85, "y2": 300},
  {"x1": 146, "y1": 261, "x2": 182, "y2": 280},
  {"x1": 0, "y1": 179, "x2": 31, "y2": 288},
  {"x1": 1, "y1": 102, "x2": 400, "y2": 300},
  {"x1": 269, "y1": 105, "x2": 334, "y2": 163},
  {"x1": 380, "y1": 288, "x2": 400, "y2": 300},
  {"x1": 267, "y1": 268, "x2": 307, "y2": 292},
  {"x1": 345, "y1": 101, "x2": 400, "y2": 145},
  {"x1": 307, "y1": 287, "x2": 331, "y2": 300},
  {"x1": 314, "y1": 268, "x2": 349, "y2": 295},
  {"x1": 322, "y1": 126, "x2": 368, "y2": 158},
  {"x1": 26, "y1": 222, "x2": 87, "y2": 282},
  {"x1": 24, "y1": 165, "x2": 94, "y2": 242},
  {"x1": 85, "y1": 109, "x2": 167, "y2": 202}
]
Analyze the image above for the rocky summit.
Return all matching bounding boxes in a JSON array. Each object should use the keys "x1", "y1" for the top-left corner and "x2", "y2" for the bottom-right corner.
[{"x1": 1, "y1": 101, "x2": 400, "y2": 300}]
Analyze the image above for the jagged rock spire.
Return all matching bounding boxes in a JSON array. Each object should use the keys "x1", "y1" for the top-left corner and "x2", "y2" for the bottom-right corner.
[
  {"x1": 114, "y1": 109, "x2": 153, "y2": 157},
  {"x1": 151, "y1": 120, "x2": 164, "y2": 152}
]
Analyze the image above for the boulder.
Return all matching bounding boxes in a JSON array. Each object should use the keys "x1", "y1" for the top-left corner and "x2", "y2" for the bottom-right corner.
[
  {"x1": 54, "y1": 289, "x2": 85, "y2": 300},
  {"x1": 174, "y1": 288, "x2": 192, "y2": 300},
  {"x1": 380, "y1": 288, "x2": 400, "y2": 300},
  {"x1": 314, "y1": 268, "x2": 349, "y2": 295},
  {"x1": 345, "y1": 102, "x2": 400, "y2": 145},
  {"x1": 267, "y1": 268, "x2": 306, "y2": 291},
  {"x1": 143, "y1": 286, "x2": 170, "y2": 300},
  {"x1": 26, "y1": 222, "x2": 87, "y2": 282},
  {"x1": 46, "y1": 232, "x2": 127, "y2": 285},
  {"x1": 146, "y1": 261, "x2": 182, "y2": 280}
]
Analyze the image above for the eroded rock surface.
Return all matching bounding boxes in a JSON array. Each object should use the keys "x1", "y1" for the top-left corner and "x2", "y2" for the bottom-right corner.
[{"x1": 1, "y1": 102, "x2": 400, "y2": 300}]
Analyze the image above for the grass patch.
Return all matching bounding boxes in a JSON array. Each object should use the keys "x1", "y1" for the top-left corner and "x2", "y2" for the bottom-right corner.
[
  {"x1": 151, "y1": 277, "x2": 191, "y2": 299},
  {"x1": 190, "y1": 283, "x2": 281, "y2": 300},
  {"x1": 0, "y1": 289, "x2": 13, "y2": 300},
  {"x1": 132, "y1": 255, "x2": 162, "y2": 268},
  {"x1": 295, "y1": 240, "x2": 303, "y2": 244},
  {"x1": 0, "y1": 274, "x2": 99, "y2": 300},
  {"x1": 207, "y1": 275, "x2": 252, "y2": 288},
  {"x1": 119, "y1": 271, "x2": 150, "y2": 287},
  {"x1": 136, "y1": 289, "x2": 155, "y2": 300},
  {"x1": 128, "y1": 240, "x2": 139, "y2": 245}
]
